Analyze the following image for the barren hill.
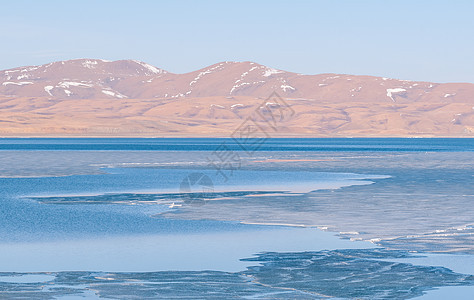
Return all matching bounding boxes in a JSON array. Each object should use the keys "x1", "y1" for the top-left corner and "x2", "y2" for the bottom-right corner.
[{"x1": 0, "y1": 59, "x2": 473, "y2": 137}]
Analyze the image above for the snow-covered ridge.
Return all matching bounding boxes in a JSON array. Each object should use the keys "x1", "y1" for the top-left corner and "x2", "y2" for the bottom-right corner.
[
  {"x1": 263, "y1": 67, "x2": 284, "y2": 77},
  {"x1": 132, "y1": 60, "x2": 165, "y2": 75},
  {"x1": 1, "y1": 59, "x2": 467, "y2": 103},
  {"x1": 82, "y1": 60, "x2": 99, "y2": 69}
]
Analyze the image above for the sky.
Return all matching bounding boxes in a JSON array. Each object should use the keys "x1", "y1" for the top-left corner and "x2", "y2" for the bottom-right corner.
[{"x1": 0, "y1": 0, "x2": 473, "y2": 83}]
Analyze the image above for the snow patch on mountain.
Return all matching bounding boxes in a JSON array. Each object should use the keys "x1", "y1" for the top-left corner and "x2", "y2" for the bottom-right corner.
[
  {"x1": 44, "y1": 86, "x2": 54, "y2": 96},
  {"x1": 386, "y1": 88, "x2": 407, "y2": 102},
  {"x1": 229, "y1": 67, "x2": 260, "y2": 94},
  {"x1": 266, "y1": 102, "x2": 279, "y2": 106},
  {"x1": 58, "y1": 82, "x2": 93, "y2": 88},
  {"x1": 281, "y1": 84, "x2": 295, "y2": 92},
  {"x1": 2, "y1": 81, "x2": 33, "y2": 86},
  {"x1": 82, "y1": 60, "x2": 99, "y2": 69},
  {"x1": 101, "y1": 90, "x2": 127, "y2": 99},
  {"x1": 189, "y1": 63, "x2": 226, "y2": 87},
  {"x1": 17, "y1": 73, "x2": 31, "y2": 80},
  {"x1": 230, "y1": 82, "x2": 250, "y2": 94},
  {"x1": 263, "y1": 67, "x2": 283, "y2": 77},
  {"x1": 132, "y1": 60, "x2": 164, "y2": 75},
  {"x1": 248, "y1": 66, "x2": 259, "y2": 73}
]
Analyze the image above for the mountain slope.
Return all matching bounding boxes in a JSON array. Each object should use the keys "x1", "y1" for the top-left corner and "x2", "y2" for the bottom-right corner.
[{"x1": 0, "y1": 59, "x2": 473, "y2": 137}]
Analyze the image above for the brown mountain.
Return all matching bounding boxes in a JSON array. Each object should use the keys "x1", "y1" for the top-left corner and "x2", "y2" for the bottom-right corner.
[{"x1": 0, "y1": 59, "x2": 473, "y2": 137}]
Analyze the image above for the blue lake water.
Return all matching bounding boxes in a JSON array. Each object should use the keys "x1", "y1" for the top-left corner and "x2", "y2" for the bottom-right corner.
[
  {"x1": 0, "y1": 137, "x2": 472, "y2": 151},
  {"x1": 0, "y1": 138, "x2": 472, "y2": 299}
]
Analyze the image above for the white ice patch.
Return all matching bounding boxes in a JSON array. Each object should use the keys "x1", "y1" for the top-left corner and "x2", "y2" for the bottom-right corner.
[
  {"x1": 64, "y1": 89, "x2": 72, "y2": 96},
  {"x1": 444, "y1": 93, "x2": 455, "y2": 98},
  {"x1": 44, "y1": 86, "x2": 54, "y2": 96},
  {"x1": 263, "y1": 67, "x2": 283, "y2": 77},
  {"x1": 230, "y1": 104, "x2": 244, "y2": 109},
  {"x1": 318, "y1": 83, "x2": 328, "y2": 87},
  {"x1": 386, "y1": 88, "x2": 406, "y2": 102},
  {"x1": 58, "y1": 81, "x2": 93, "y2": 88},
  {"x1": 2, "y1": 81, "x2": 33, "y2": 86}
]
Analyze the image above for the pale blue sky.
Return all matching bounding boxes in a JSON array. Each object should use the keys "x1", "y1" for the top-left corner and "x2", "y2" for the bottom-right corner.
[{"x1": 1, "y1": 0, "x2": 473, "y2": 82}]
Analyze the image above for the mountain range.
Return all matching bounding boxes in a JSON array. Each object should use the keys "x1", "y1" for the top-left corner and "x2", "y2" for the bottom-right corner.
[{"x1": 0, "y1": 59, "x2": 473, "y2": 137}]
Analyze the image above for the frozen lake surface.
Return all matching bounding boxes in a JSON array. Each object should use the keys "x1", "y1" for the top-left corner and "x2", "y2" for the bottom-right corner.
[{"x1": 0, "y1": 138, "x2": 472, "y2": 298}]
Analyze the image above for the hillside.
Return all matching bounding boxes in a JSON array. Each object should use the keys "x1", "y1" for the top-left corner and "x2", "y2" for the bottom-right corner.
[{"x1": 0, "y1": 59, "x2": 473, "y2": 137}]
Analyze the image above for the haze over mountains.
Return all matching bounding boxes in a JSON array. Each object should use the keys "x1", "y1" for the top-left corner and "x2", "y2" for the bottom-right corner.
[{"x1": 0, "y1": 59, "x2": 473, "y2": 137}]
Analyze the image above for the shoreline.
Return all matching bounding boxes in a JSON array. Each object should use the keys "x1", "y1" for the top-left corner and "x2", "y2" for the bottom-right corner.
[{"x1": 1, "y1": 135, "x2": 473, "y2": 138}]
